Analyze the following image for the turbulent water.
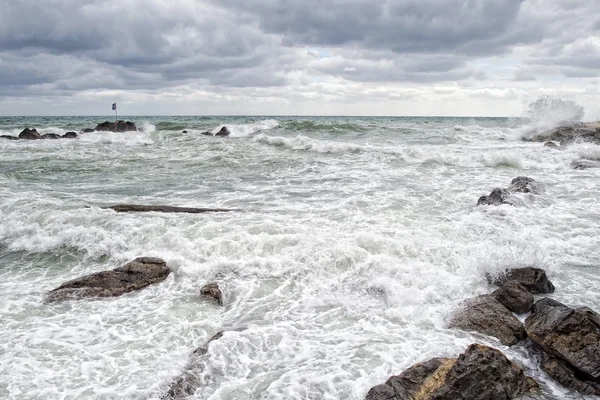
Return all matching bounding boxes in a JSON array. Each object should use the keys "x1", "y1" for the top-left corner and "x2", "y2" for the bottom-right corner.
[{"x1": 1, "y1": 114, "x2": 599, "y2": 400}]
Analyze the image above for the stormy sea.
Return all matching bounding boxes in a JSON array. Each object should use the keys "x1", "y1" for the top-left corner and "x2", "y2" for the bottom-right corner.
[{"x1": 1, "y1": 101, "x2": 599, "y2": 399}]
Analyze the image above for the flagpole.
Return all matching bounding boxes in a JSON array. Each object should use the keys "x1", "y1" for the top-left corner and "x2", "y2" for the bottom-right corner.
[{"x1": 115, "y1": 107, "x2": 118, "y2": 123}]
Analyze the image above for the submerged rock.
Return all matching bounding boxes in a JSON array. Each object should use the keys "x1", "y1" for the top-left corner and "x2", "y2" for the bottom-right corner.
[
  {"x1": 573, "y1": 160, "x2": 600, "y2": 170},
  {"x1": 448, "y1": 295, "x2": 527, "y2": 346},
  {"x1": 62, "y1": 131, "x2": 78, "y2": 138},
  {"x1": 81, "y1": 128, "x2": 94, "y2": 133},
  {"x1": 182, "y1": 130, "x2": 188, "y2": 133},
  {"x1": 365, "y1": 343, "x2": 538, "y2": 400},
  {"x1": 544, "y1": 141, "x2": 558, "y2": 148},
  {"x1": 18, "y1": 128, "x2": 42, "y2": 140},
  {"x1": 492, "y1": 280, "x2": 534, "y2": 314},
  {"x1": 0, "y1": 135, "x2": 19, "y2": 140},
  {"x1": 93, "y1": 120, "x2": 137, "y2": 132},
  {"x1": 104, "y1": 204, "x2": 238, "y2": 213},
  {"x1": 46, "y1": 257, "x2": 170, "y2": 302},
  {"x1": 489, "y1": 267, "x2": 555, "y2": 294},
  {"x1": 42, "y1": 133, "x2": 62, "y2": 139},
  {"x1": 477, "y1": 188, "x2": 509, "y2": 206},
  {"x1": 163, "y1": 331, "x2": 227, "y2": 399},
  {"x1": 477, "y1": 177, "x2": 539, "y2": 206},
  {"x1": 525, "y1": 298, "x2": 600, "y2": 394},
  {"x1": 200, "y1": 282, "x2": 223, "y2": 306}
]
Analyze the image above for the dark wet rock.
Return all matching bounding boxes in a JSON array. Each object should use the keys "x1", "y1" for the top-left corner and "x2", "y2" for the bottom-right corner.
[
  {"x1": 365, "y1": 343, "x2": 539, "y2": 400},
  {"x1": 104, "y1": 204, "x2": 238, "y2": 213},
  {"x1": 531, "y1": 123, "x2": 600, "y2": 146},
  {"x1": 45, "y1": 257, "x2": 170, "y2": 302},
  {"x1": 62, "y1": 131, "x2": 78, "y2": 139},
  {"x1": 573, "y1": 160, "x2": 600, "y2": 170},
  {"x1": 93, "y1": 120, "x2": 137, "y2": 132},
  {"x1": 544, "y1": 141, "x2": 558, "y2": 148},
  {"x1": 42, "y1": 133, "x2": 62, "y2": 139},
  {"x1": 215, "y1": 126, "x2": 230, "y2": 136},
  {"x1": 82, "y1": 128, "x2": 94, "y2": 133},
  {"x1": 489, "y1": 267, "x2": 555, "y2": 294},
  {"x1": 0, "y1": 135, "x2": 18, "y2": 140},
  {"x1": 182, "y1": 130, "x2": 188, "y2": 133},
  {"x1": 525, "y1": 298, "x2": 600, "y2": 391},
  {"x1": 448, "y1": 295, "x2": 527, "y2": 346},
  {"x1": 18, "y1": 128, "x2": 42, "y2": 140},
  {"x1": 200, "y1": 130, "x2": 213, "y2": 136},
  {"x1": 508, "y1": 176, "x2": 539, "y2": 194},
  {"x1": 200, "y1": 282, "x2": 223, "y2": 306},
  {"x1": 477, "y1": 188, "x2": 509, "y2": 206},
  {"x1": 163, "y1": 331, "x2": 227, "y2": 399},
  {"x1": 492, "y1": 281, "x2": 534, "y2": 314},
  {"x1": 540, "y1": 352, "x2": 600, "y2": 395}
]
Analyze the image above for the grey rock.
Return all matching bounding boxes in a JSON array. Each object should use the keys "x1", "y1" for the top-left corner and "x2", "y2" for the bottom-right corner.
[
  {"x1": 492, "y1": 280, "x2": 534, "y2": 314},
  {"x1": 18, "y1": 128, "x2": 42, "y2": 140},
  {"x1": 46, "y1": 257, "x2": 170, "y2": 302},
  {"x1": 540, "y1": 352, "x2": 600, "y2": 395},
  {"x1": 544, "y1": 141, "x2": 558, "y2": 148},
  {"x1": 448, "y1": 295, "x2": 527, "y2": 346},
  {"x1": 62, "y1": 132, "x2": 78, "y2": 138},
  {"x1": 81, "y1": 128, "x2": 94, "y2": 133},
  {"x1": 215, "y1": 126, "x2": 230, "y2": 136},
  {"x1": 93, "y1": 120, "x2": 137, "y2": 132}
]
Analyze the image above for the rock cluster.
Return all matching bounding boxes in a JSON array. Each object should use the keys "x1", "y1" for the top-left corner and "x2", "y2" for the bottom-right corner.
[
  {"x1": 201, "y1": 126, "x2": 230, "y2": 136},
  {"x1": 477, "y1": 176, "x2": 539, "y2": 206},
  {"x1": 529, "y1": 123, "x2": 600, "y2": 146},
  {"x1": 0, "y1": 128, "x2": 78, "y2": 140},
  {"x1": 93, "y1": 120, "x2": 137, "y2": 132}
]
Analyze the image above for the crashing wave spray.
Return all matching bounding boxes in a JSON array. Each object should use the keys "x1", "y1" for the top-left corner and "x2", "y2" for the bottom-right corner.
[{"x1": 518, "y1": 95, "x2": 584, "y2": 139}]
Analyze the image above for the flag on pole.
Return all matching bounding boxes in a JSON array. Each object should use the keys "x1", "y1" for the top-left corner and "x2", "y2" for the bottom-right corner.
[{"x1": 112, "y1": 103, "x2": 117, "y2": 110}]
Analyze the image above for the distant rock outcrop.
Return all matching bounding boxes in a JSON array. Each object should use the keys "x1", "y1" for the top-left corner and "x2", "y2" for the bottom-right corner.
[
  {"x1": 18, "y1": 128, "x2": 42, "y2": 140},
  {"x1": 201, "y1": 126, "x2": 230, "y2": 136},
  {"x1": 63, "y1": 131, "x2": 78, "y2": 138},
  {"x1": 448, "y1": 295, "x2": 527, "y2": 346},
  {"x1": 366, "y1": 343, "x2": 538, "y2": 400},
  {"x1": 0, "y1": 135, "x2": 19, "y2": 140},
  {"x1": 529, "y1": 123, "x2": 600, "y2": 146},
  {"x1": 93, "y1": 120, "x2": 137, "y2": 132},
  {"x1": 46, "y1": 257, "x2": 171, "y2": 302}
]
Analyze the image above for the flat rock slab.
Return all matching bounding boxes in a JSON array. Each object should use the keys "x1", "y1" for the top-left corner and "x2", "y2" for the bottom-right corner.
[
  {"x1": 366, "y1": 343, "x2": 538, "y2": 400},
  {"x1": 449, "y1": 295, "x2": 527, "y2": 346},
  {"x1": 525, "y1": 298, "x2": 600, "y2": 391},
  {"x1": 104, "y1": 204, "x2": 238, "y2": 213},
  {"x1": 46, "y1": 257, "x2": 170, "y2": 302}
]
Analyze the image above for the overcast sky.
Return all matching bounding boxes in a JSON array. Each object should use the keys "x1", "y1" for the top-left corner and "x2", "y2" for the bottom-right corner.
[{"x1": 0, "y1": 0, "x2": 598, "y2": 117}]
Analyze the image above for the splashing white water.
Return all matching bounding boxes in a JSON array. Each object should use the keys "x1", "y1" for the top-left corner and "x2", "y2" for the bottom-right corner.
[
  {"x1": 211, "y1": 119, "x2": 279, "y2": 137},
  {"x1": 517, "y1": 95, "x2": 585, "y2": 139}
]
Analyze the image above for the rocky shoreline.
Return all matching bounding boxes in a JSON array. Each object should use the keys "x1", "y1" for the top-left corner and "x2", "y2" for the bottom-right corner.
[{"x1": 0, "y1": 120, "x2": 138, "y2": 140}]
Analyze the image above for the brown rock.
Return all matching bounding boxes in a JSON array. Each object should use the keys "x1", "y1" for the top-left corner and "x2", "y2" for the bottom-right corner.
[
  {"x1": 448, "y1": 295, "x2": 527, "y2": 346},
  {"x1": 45, "y1": 257, "x2": 170, "y2": 302},
  {"x1": 366, "y1": 344, "x2": 538, "y2": 400},
  {"x1": 18, "y1": 128, "x2": 42, "y2": 140},
  {"x1": 489, "y1": 267, "x2": 555, "y2": 294},
  {"x1": 491, "y1": 281, "x2": 534, "y2": 314},
  {"x1": 200, "y1": 282, "x2": 223, "y2": 306}
]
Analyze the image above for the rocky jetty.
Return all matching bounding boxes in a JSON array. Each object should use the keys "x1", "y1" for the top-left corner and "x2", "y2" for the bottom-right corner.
[
  {"x1": 366, "y1": 344, "x2": 538, "y2": 400},
  {"x1": 200, "y1": 282, "x2": 223, "y2": 306},
  {"x1": 448, "y1": 295, "x2": 527, "y2": 346},
  {"x1": 46, "y1": 257, "x2": 170, "y2": 302},
  {"x1": 525, "y1": 298, "x2": 600, "y2": 395},
  {"x1": 529, "y1": 122, "x2": 600, "y2": 146},
  {"x1": 1, "y1": 129, "x2": 78, "y2": 140},
  {"x1": 163, "y1": 331, "x2": 225, "y2": 399},
  {"x1": 104, "y1": 204, "x2": 238, "y2": 213},
  {"x1": 477, "y1": 177, "x2": 539, "y2": 206},
  {"x1": 93, "y1": 120, "x2": 137, "y2": 132}
]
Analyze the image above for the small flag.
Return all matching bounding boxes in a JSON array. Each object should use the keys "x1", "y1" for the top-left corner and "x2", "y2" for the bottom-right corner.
[{"x1": 112, "y1": 103, "x2": 117, "y2": 110}]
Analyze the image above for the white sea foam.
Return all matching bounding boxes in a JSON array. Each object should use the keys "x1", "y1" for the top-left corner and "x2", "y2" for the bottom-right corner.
[
  {"x1": 516, "y1": 95, "x2": 585, "y2": 140},
  {"x1": 211, "y1": 119, "x2": 279, "y2": 137}
]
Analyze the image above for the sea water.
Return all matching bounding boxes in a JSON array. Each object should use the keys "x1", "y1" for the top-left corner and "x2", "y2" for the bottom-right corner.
[{"x1": 0, "y1": 111, "x2": 599, "y2": 399}]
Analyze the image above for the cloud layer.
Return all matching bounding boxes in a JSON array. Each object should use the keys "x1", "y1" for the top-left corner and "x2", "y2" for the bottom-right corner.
[{"x1": 0, "y1": 0, "x2": 598, "y2": 116}]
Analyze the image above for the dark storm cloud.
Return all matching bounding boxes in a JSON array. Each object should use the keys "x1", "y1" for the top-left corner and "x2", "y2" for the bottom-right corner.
[{"x1": 0, "y1": 0, "x2": 597, "y2": 98}]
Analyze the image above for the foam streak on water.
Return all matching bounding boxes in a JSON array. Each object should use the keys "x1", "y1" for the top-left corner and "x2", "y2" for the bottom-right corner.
[{"x1": 0, "y1": 115, "x2": 599, "y2": 399}]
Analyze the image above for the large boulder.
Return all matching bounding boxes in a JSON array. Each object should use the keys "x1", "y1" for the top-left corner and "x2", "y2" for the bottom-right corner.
[
  {"x1": 525, "y1": 298, "x2": 600, "y2": 393},
  {"x1": 489, "y1": 267, "x2": 555, "y2": 294},
  {"x1": 200, "y1": 282, "x2": 223, "y2": 306},
  {"x1": 18, "y1": 128, "x2": 42, "y2": 140},
  {"x1": 93, "y1": 120, "x2": 137, "y2": 132},
  {"x1": 539, "y1": 352, "x2": 600, "y2": 395},
  {"x1": 530, "y1": 124, "x2": 600, "y2": 146},
  {"x1": 46, "y1": 257, "x2": 170, "y2": 302},
  {"x1": 365, "y1": 343, "x2": 538, "y2": 400},
  {"x1": 448, "y1": 295, "x2": 527, "y2": 346},
  {"x1": 491, "y1": 281, "x2": 534, "y2": 314}
]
